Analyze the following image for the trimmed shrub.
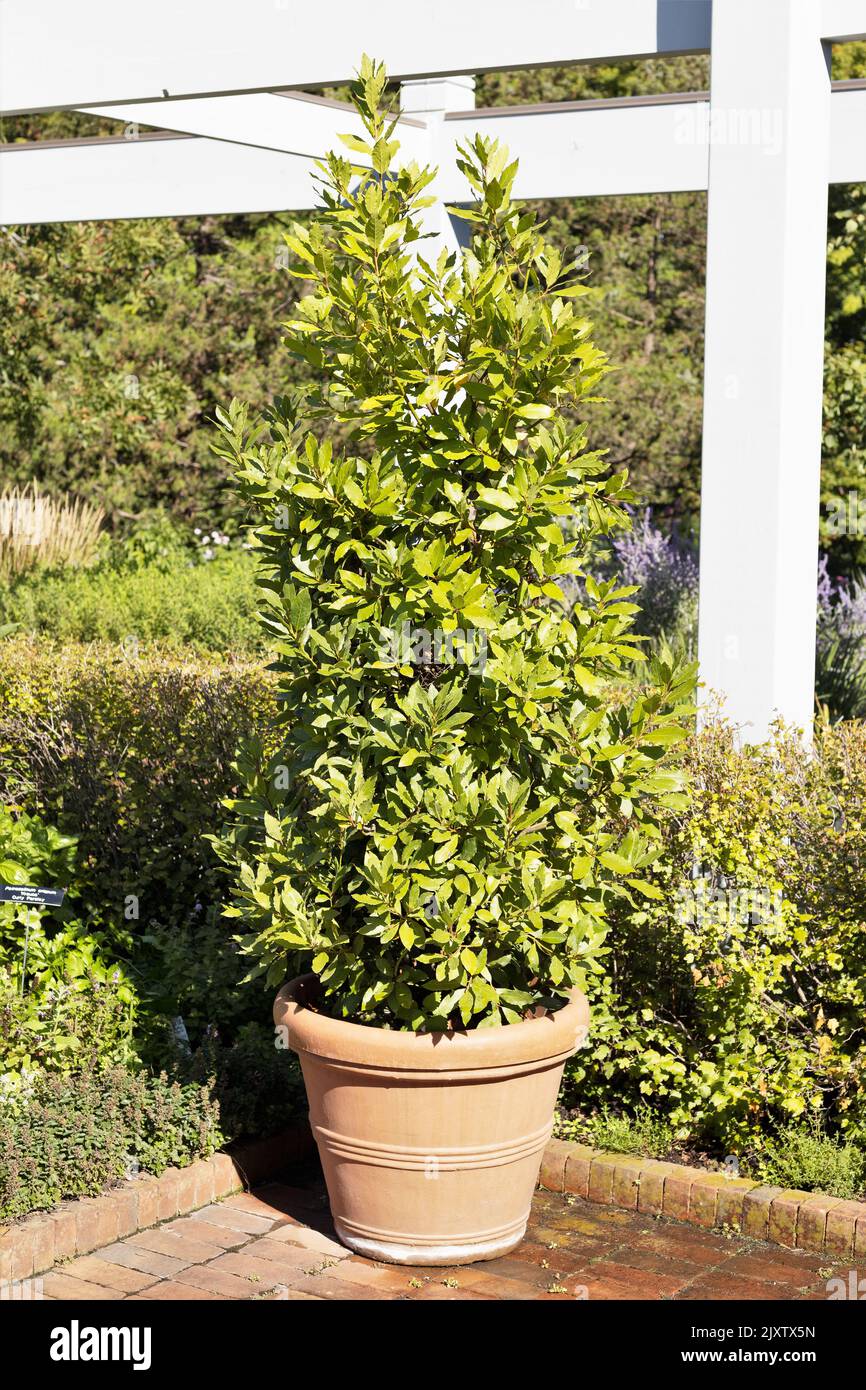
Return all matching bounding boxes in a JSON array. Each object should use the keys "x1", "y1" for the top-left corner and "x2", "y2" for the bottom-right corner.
[
  {"x1": 0, "y1": 548, "x2": 261, "y2": 655},
  {"x1": 0, "y1": 639, "x2": 276, "y2": 945}
]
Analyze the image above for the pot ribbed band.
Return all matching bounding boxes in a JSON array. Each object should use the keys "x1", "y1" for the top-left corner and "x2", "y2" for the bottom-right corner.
[{"x1": 313, "y1": 1118, "x2": 553, "y2": 1171}]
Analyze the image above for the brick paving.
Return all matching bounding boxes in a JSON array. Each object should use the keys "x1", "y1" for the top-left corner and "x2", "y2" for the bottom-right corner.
[{"x1": 36, "y1": 1166, "x2": 860, "y2": 1301}]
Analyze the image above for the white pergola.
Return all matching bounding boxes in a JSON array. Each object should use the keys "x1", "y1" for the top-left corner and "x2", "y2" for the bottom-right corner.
[{"x1": 2, "y1": 0, "x2": 865, "y2": 741}]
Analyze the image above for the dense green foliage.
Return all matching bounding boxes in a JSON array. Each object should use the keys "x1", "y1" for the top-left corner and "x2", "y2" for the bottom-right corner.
[
  {"x1": 753, "y1": 1118, "x2": 866, "y2": 1200},
  {"x1": 564, "y1": 716, "x2": 866, "y2": 1149},
  {"x1": 0, "y1": 639, "x2": 275, "y2": 948},
  {"x1": 0, "y1": 546, "x2": 261, "y2": 653},
  {"x1": 212, "y1": 60, "x2": 693, "y2": 1030},
  {"x1": 0, "y1": 1068, "x2": 222, "y2": 1222}
]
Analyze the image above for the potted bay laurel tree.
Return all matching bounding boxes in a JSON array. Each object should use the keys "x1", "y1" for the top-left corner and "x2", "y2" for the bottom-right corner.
[{"x1": 212, "y1": 57, "x2": 693, "y2": 1265}]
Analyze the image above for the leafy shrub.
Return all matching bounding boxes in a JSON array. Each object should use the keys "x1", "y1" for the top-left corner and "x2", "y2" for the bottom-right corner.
[
  {"x1": 0, "y1": 548, "x2": 261, "y2": 655},
  {"x1": 751, "y1": 1119, "x2": 866, "y2": 1200},
  {"x1": 186, "y1": 1021, "x2": 305, "y2": 1143},
  {"x1": 563, "y1": 715, "x2": 866, "y2": 1148},
  {"x1": 0, "y1": 640, "x2": 276, "y2": 951},
  {"x1": 0, "y1": 800, "x2": 135, "y2": 1076},
  {"x1": 0, "y1": 944, "x2": 136, "y2": 1078},
  {"x1": 0, "y1": 1067, "x2": 222, "y2": 1221},
  {"x1": 212, "y1": 59, "x2": 693, "y2": 1029}
]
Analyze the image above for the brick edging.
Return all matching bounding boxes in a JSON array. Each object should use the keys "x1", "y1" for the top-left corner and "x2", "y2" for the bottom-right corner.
[
  {"x1": 539, "y1": 1138, "x2": 866, "y2": 1260},
  {"x1": 0, "y1": 1121, "x2": 314, "y2": 1285}
]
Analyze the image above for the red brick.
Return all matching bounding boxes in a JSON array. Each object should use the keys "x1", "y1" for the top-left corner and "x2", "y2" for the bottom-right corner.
[
  {"x1": 243, "y1": 1237, "x2": 325, "y2": 1274},
  {"x1": 538, "y1": 1140, "x2": 571, "y2": 1193},
  {"x1": 191, "y1": 1160, "x2": 216, "y2": 1210},
  {"x1": 163, "y1": 1217, "x2": 248, "y2": 1250},
  {"x1": 265, "y1": 1224, "x2": 348, "y2": 1259},
  {"x1": 635, "y1": 1161, "x2": 674, "y2": 1217},
  {"x1": 769, "y1": 1191, "x2": 810, "y2": 1248},
  {"x1": 156, "y1": 1169, "x2": 182, "y2": 1223},
  {"x1": 855, "y1": 1213, "x2": 866, "y2": 1262},
  {"x1": 10, "y1": 1228, "x2": 35, "y2": 1283},
  {"x1": 174, "y1": 1264, "x2": 265, "y2": 1299},
  {"x1": 128, "y1": 1228, "x2": 227, "y2": 1264},
  {"x1": 724, "y1": 1250, "x2": 822, "y2": 1290},
  {"x1": 611, "y1": 1160, "x2": 643, "y2": 1211},
  {"x1": 287, "y1": 1273, "x2": 391, "y2": 1300},
  {"x1": 796, "y1": 1195, "x2": 842, "y2": 1253},
  {"x1": 410, "y1": 1283, "x2": 497, "y2": 1300},
  {"x1": 690, "y1": 1174, "x2": 735, "y2": 1229},
  {"x1": 76, "y1": 1197, "x2": 120, "y2": 1255},
  {"x1": 97, "y1": 1240, "x2": 189, "y2": 1279},
  {"x1": 714, "y1": 1178, "x2": 759, "y2": 1231},
  {"x1": 206, "y1": 1250, "x2": 289, "y2": 1289},
  {"x1": 173, "y1": 1165, "x2": 199, "y2": 1215},
  {"x1": 662, "y1": 1168, "x2": 696, "y2": 1222},
  {"x1": 193, "y1": 1203, "x2": 278, "y2": 1236},
  {"x1": 41, "y1": 1271, "x2": 124, "y2": 1300},
  {"x1": 0, "y1": 1230, "x2": 14, "y2": 1286},
  {"x1": 63, "y1": 1255, "x2": 154, "y2": 1294},
  {"x1": 587, "y1": 1155, "x2": 619, "y2": 1204},
  {"x1": 562, "y1": 1146, "x2": 594, "y2": 1200},
  {"x1": 824, "y1": 1201, "x2": 864, "y2": 1258},
  {"x1": 104, "y1": 1188, "x2": 139, "y2": 1241},
  {"x1": 225, "y1": 1191, "x2": 298, "y2": 1221},
  {"x1": 209, "y1": 1153, "x2": 243, "y2": 1199},
  {"x1": 137, "y1": 1279, "x2": 225, "y2": 1300},
  {"x1": 27, "y1": 1219, "x2": 55, "y2": 1274},
  {"x1": 134, "y1": 1177, "x2": 160, "y2": 1230},
  {"x1": 742, "y1": 1186, "x2": 784, "y2": 1241},
  {"x1": 577, "y1": 1259, "x2": 689, "y2": 1300},
  {"x1": 325, "y1": 1257, "x2": 424, "y2": 1293},
  {"x1": 50, "y1": 1209, "x2": 78, "y2": 1263}
]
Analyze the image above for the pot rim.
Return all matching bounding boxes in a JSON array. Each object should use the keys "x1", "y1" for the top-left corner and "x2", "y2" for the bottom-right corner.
[{"x1": 274, "y1": 973, "x2": 590, "y2": 1072}]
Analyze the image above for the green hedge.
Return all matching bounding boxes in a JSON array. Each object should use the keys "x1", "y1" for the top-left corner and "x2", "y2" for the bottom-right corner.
[
  {"x1": 0, "y1": 550, "x2": 261, "y2": 655},
  {"x1": 0, "y1": 640, "x2": 275, "y2": 941}
]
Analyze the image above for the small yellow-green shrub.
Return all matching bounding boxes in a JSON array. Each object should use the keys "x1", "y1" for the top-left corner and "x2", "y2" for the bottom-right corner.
[{"x1": 564, "y1": 715, "x2": 866, "y2": 1149}]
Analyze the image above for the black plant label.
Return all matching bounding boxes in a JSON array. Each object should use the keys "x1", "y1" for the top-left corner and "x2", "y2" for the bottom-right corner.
[{"x1": 0, "y1": 884, "x2": 66, "y2": 907}]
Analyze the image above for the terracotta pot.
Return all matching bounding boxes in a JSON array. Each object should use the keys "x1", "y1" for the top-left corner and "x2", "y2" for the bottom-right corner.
[{"x1": 274, "y1": 975, "x2": 589, "y2": 1265}]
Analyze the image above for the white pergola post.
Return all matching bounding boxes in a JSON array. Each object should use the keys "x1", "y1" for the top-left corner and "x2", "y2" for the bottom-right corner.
[
  {"x1": 400, "y1": 76, "x2": 476, "y2": 260},
  {"x1": 697, "y1": 0, "x2": 833, "y2": 742}
]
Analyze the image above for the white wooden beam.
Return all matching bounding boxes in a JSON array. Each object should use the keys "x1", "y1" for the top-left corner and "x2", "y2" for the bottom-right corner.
[
  {"x1": 822, "y1": 0, "x2": 866, "y2": 42},
  {"x1": 4, "y1": 85, "x2": 865, "y2": 228},
  {"x1": 829, "y1": 81, "x2": 866, "y2": 182},
  {"x1": 0, "y1": 133, "x2": 322, "y2": 224},
  {"x1": 0, "y1": 0, "x2": 712, "y2": 116},
  {"x1": 401, "y1": 76, "x2": 475, "y2": 261},
  {"x1": 697, "y1": 0, "x2": 832, "y2": 743},
  {"x1": 440, "y1": 94, "x2": 712, "y2": 199},
  {"x1": 78, "y1": 91, "x2": 430, "y2": 164}
]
